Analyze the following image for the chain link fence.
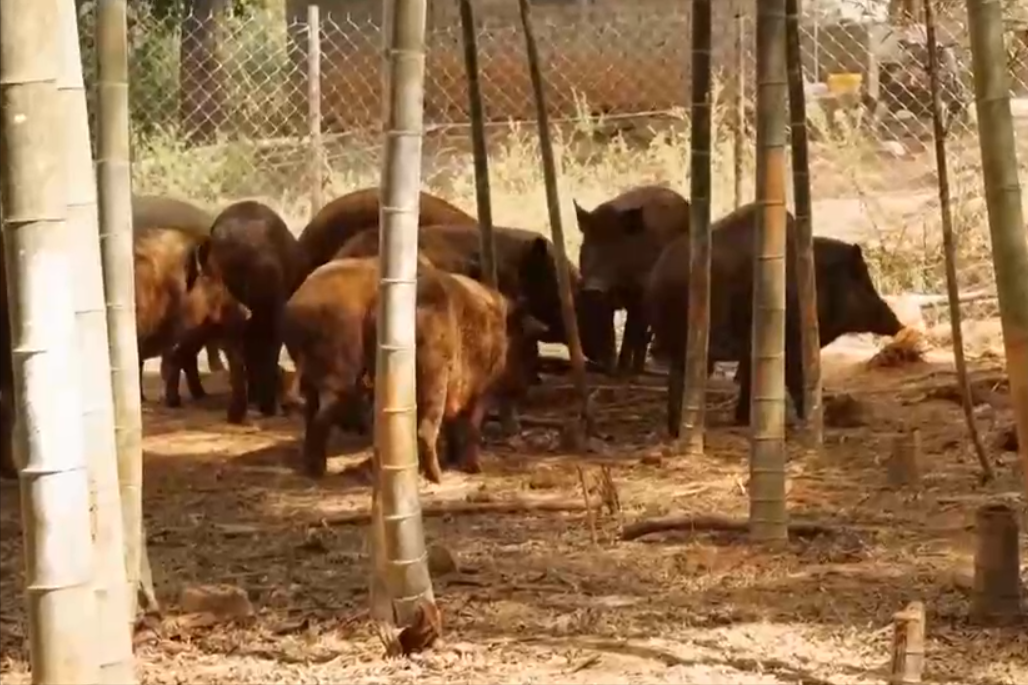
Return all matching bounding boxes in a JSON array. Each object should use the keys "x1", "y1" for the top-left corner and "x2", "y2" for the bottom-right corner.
[{"x1": 76, "y1": 1, "x2": 1028, "y2": 314}]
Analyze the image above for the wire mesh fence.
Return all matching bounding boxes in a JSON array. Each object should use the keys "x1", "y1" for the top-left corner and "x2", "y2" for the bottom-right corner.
[{"x1": 75, "y1": 0, "x2": 1028, "y2": 313}]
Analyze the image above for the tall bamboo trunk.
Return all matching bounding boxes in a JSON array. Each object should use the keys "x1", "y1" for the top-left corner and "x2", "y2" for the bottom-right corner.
[
  {"x1": 965, "y1": 0, "x2": 1028, "y2": 496},
  {"x1": 678, "y1": 0, "x2": 713, "y2": 454},
  {"x1": 96, "y1": 0, "x2": 154, "y2": 622},
  {"x1": 784, "y1": 0, "x2": 822, "y2": 453},
  {"x1": 459, "y1": 0, "x2": 497, "y2": 288},
  {"x1": 518, "y1": 0, "x2": 592, "y2": 444},
  {"x1": 924, "y1": 0, "x2": 994, "y2": 483},
  {"x1": 57, "y1": 0, "x2": 136, "y2": 680},
  {"x1": 370, "y1": 0, "x2": 437, "y2": 652},
  {"x1": 1, "y1": 0, "x2": 100, "y2": 680},
  {"x1": 750, "y1": 0, "x2": 789, "y2": 543}
]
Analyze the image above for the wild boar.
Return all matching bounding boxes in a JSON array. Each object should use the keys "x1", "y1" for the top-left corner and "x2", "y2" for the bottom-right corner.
[
  {"x1": 362, "y1": 266, "x2": 547, "y2": 483},
  {"x1": 574, "y1": 185, "x2": 691, "y2": 375},
  {"x1": 647, "y1": 201, "x2": 902, "y2": 433},
  {"x1": 296, "y1": 187, "x2": 475, "y2": 277},
  {"x1": 134, "y1": 227, "x2": 251, "y2": 409},
  {"x1": 198, "y1": 200, "x2": 304, "y2": 423}
]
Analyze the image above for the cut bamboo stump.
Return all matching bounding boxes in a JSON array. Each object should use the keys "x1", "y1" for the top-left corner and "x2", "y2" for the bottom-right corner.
[
  {"x1": 889, "y1": 600, "x2": 925, "y2": 685},
  {"x1": 970, "y1": 503, "x2": 1024, "y2": 626},
  {"x1": 887, "y1": 429, "x2": 922, "y2": 488}
]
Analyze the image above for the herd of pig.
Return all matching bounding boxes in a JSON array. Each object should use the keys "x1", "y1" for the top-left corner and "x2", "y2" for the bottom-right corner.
[{"x1": 0, "y1": 184, "x2": 903, "y2": 483}]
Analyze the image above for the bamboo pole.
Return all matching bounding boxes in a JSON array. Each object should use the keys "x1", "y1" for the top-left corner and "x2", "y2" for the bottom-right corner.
[
  {"x1": 679, "y1": 0, "x2": 713, "y2": 455},
  {"x1": 965, "y1": 0, "x2": 1028, "y2": 497},
  {"x1": 370, "y1": 0, "x2": 438, "y2": 652},
  {"x1": 785, "y1": 0, "x2": 823, "y2": 454},
  {"x1": 923, "y1": 0, "x2": 994, "y2": 483},
  {"x1": 58, "y1": 0, "x2": 136, "y2": 679},
  {"x1": 517, "y1": 0, "x2": 592, "y2": 443},
  {"x1": 750, "y1": 0, "x2": 790, "y2": 544},
  {"x1": 97, "y1": 0, "x2": 157, "y2": 620},
  {"x1": 458, "y1": 0, "x2": 498, "y2": 288},
  {"x1": 1, "y1": 0, "x2": 100, "y2": 678}
]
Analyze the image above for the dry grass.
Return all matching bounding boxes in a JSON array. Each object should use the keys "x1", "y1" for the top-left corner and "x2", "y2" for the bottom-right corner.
[{"x1": 1, "y1": 340, "x2": 1025, "y2": 684}]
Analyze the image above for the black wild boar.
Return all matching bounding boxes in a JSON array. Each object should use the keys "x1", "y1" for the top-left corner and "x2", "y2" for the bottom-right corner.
[
  {"x1": 296, "y1": 187, "x2": 476, "y2": 277},
  {"x1": 198, "y1": 200, "x2": 304, "y2": 423},
  {"x1": 282, "y1": 256, "x2": 437, "y2": 477},
  {"x1": 574, "y1": 185, "x2": 691, "y2": 375},
  {"x1": 336, "y1": 222, "x2": 610, "y2": 368},
  {"x1": 134, "y1": 227, "x2": 251, "y2": 409},
  {"x1": 132, "y1": 193, "x2": 226, "y2": 373},
  {"x1": 646, "y1": 201, "x2": 902, "y2": 432},
  {"x1": 362, "y1": 265, "x2": 547, "y2": 483}
]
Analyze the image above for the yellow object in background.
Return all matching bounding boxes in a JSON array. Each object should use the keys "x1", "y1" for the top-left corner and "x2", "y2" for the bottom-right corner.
[{"x1": 827, "y1": 72, "x2": 863, "y2": 95}]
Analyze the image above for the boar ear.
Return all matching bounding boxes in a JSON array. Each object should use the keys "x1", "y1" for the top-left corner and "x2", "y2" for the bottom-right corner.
[
  {"x1": 526, "y1": 236, "x2": 550, "y2": 264},
  {"x1": 850, "y1": 243, "x2": 864, "y2": 260},
  {"x1": 621, "y1": 206, "x2": 646, "y2": 234},
  {"x1": 466, "y1": 258, "x2": 484, "y2": 282},
  {"x1": 186, "y1": 238, "x2": 212, "y2": 290},
  {"x1": 573, "y1": 199, "x2": 591, "y2": 232}
]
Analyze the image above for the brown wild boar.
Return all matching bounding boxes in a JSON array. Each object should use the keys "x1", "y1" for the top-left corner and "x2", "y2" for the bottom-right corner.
[
  {"x1": 133, "y1": 193, "x2": 226, "y2": 372},
  {"x1": 134, "y1": 227, "x2": 251, "y2": 409},
  {"x1": 198, "y1": 200, "x2": 304, "y2": 423},
  {"x1": 281, "y1": 256, "x2": 437, "y2": 477},
  {"x1": 573, "y1": 184, "x2": 691, "y2": 375},
  {"x1": 296, "y1": 187, "x2": 475, "y2": 277},
  {"x1": 362, "y1": 265, "x2": 547, "y2": 483},
  {"x1": 336, "y1": 222, "x2": 611, "y2": 368},
  {"x1": 647, "y1": 202, "x2": 902, "y2": 434}
]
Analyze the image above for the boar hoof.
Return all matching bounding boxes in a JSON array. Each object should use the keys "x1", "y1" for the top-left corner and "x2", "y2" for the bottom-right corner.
[
  {"x1": 164, "y1": 395, "x2": 183, "y2": 409},
  {"x1": 303, "y1": 456, "x2": 327, "y2": 479},
  {"x1": 422, "y1": 462, "x2": 444, "y2": 485},
  {"x1": 227, "y1": 406, "x2": 247, "y2": 425},
  {"x1": 189, "y1": 386, "x2": 208, "y2": 400},
  {"x1": 460, "y1": 456, "x2": 483, "y2": 475}
]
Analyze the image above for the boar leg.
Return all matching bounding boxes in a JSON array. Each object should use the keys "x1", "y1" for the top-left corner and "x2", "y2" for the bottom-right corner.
[
  {"x1": 417, "y1": 413, "x2": 445, "y2": 484},
  {"x1": 784, "y1": 315, "x2": 806, "y2": 422},
  {"x1": 733, "y1": 342, "x2": 753, "y2": 427},
  {"x1": 666, "y1": 353, "x2": 685, "y2": 438},
  {"x1": 160, "y1": 353, "x2": 184, "y2": 408},
  {"x1": 205, "y1": 342, "x2": 226, "y2": 372},
  {"x1": 256, "y1": 343, "x2": 283, "y2": 417},
  {"x1": 618, "y1": 297, "x2": 649, "y2": 377},
  {"x1": 138, "y1": 359, "x2": 148, "y2": 403},
  {"x1": 303, "y1": 391, "x2": 348, "y2": 478},
  {"x1": 494, "y1": 400, "x2": 521, "y2": 436},
  {"x1": 415, "y1": 372, "x2": 447, "y2": 484},
  {"x1": 337, "y1": 390, "x2": 370, "y2": 435},
  {"x1": 182, "y1": 353, "x2": 206, "y2": 401},
  {"x1": 243, "y1": 333, "x2": 263, "y2": 406},
  {"x1": 180, "y1": 333, "x2": 209, "y2": 401},
  {"x1": 456, "y1": 400, "x2": 487, "y2": 475},
  {"x1": 225, "y1": 342, "x2": 249, "y2": 424}
]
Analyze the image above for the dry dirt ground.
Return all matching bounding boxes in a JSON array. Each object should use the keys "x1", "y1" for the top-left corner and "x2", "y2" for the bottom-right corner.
[{"x1": 1, "y1": 332, "x2": 1026, "y2": 684}]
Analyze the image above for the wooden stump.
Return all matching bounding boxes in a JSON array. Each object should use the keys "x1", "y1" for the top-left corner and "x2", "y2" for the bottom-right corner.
[
  {"x1": 887, "y1": 429, "x2": 922, "y2": 488},
  {"x1": 971, "y1": 503, "x2": 1024, "y2": 626},
  {"x1": 889, "y1": 600, "x2": 925, "y2": 685}
]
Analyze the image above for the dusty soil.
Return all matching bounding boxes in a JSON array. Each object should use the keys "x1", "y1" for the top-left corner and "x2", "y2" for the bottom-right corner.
[{"x1": 0, "y1": 333, "x2": 1025, "y2": 684}]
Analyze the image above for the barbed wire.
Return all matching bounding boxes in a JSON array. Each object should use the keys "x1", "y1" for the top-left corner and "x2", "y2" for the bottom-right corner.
[{"x1": 74, "y1": 2, "x2": 1023, "y2": 304}]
